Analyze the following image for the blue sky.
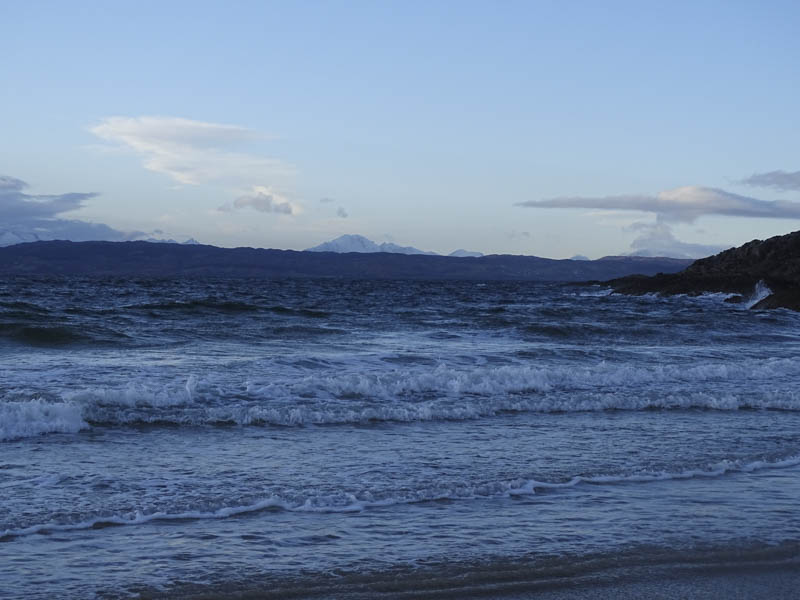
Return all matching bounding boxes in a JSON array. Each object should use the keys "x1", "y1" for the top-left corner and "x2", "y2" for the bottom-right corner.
[{"x1": 2, "y1": 0, "x2": 799, "y2": 257}]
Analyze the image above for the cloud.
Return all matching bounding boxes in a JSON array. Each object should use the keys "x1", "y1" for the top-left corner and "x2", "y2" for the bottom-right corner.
[
  {"x1": 0, "y1": 175, "x2": 134, "y2": 245},
  {"x1": 317, "y1": 197, "x2": 347, "y2": 218},
  {"x1": 0, "y1": 175, "x2": 96, "y2": 221},
  {"x1": 1, "y1": 219, "x2": 132, "y2": 245},
  {"x1": 516, "y1": 183, "x2": 800, "y2": 258},
  {"x1": 90, "y1": 116, "x2": 293, "y2": 186},
  {"x1": 740, "y1": 170, "x2": 800, "y2": 192},
  {"x1": 517, "y1": 186, "x2": 800, "y2": 223},
  {"x1": 220, "y1": 186, "x2": 298, "y2": 215},
  {"x1": 626, "y1": 222, "x2": 728, "y2": 259}
]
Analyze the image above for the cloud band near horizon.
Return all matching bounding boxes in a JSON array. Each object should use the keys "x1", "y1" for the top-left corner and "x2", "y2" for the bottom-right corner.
[
  {"x1": 0, "y1": 175, "x2": 96, "y2": 221},
  {"x1": 740, "y1": 170, "x2": 800, "y2": 192},
  {"x1": 0, "y1": 175, "x2": 134, "y2": 245},
  {"x1": 517, "y1": 186, "x2": 800, "y2": 223}
]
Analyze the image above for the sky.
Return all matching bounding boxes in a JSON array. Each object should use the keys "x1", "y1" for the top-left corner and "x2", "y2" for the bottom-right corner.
[{"x1": 2, "y1": 0, "x2": 799, "y2": 258}]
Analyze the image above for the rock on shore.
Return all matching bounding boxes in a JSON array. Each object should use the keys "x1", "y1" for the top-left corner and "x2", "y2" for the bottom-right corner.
[{"x1": 609, "y1": 230, "x2": 800, "y2": 310}]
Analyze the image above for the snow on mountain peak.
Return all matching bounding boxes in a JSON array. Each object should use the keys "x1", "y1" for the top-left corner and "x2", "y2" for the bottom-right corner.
[{"x1": 306, "y1": 235, "x2": 438, "y2": 255}]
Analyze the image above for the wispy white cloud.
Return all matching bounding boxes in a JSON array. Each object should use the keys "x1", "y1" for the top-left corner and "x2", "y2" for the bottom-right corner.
[
  {"x1": 740, "y1": 170, "x2": 800, "y2": 192},
  {"x1": 517, "y1": 185, "x2": 800, "y2": 223},
  {"x1": 89, "y1": 116, "x2": 294, "y2": 186},
  {"x1": 516, "y1": 184, "x2": 800, "y2": 258}
]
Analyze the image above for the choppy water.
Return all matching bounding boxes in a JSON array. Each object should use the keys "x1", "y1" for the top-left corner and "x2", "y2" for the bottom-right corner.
[{"x1": 2, "y1": 278, "x2": 800, "y2": 598}]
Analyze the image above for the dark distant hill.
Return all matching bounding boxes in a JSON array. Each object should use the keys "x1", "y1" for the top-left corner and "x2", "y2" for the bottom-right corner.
[
  {"x1": 0, "y1": 240, "x2": 692, "y2": 281},
  {"x1": 609, "y1": 230, "x2": 800, "y2": 310}
]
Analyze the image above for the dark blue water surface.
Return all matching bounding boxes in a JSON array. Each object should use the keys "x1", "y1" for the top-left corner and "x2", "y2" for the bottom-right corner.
[{"x1": 2, "y1": 278, "x2": 800, "y2": 598}]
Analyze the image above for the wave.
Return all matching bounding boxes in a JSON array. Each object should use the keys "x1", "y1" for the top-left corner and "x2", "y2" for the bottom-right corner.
[
  {"x1": 520, "y1": 322, "x2": 616, "y2": 338},
  {"x1": 0, "y1": 323, "x2": 92, "y2": 346},
  {"x1": 4, "y1": 454, "x2": 798, "y2": 541},
  {"x1": 124, "y1": 298, "x2": 330, "y2": 318},
  {"x1": 0, "y1": 399, "x2": 87, "y2": 442},
  {"x1": 265, "y1": 325, "x2": 346, "y2": 337},
  {"x1": 0, "y1": 300, "x2": 48, "y2": 312},
  {"x1": 128, "y1": 298, "x2": 261, "y2": 313},
  {"x1": 746, "y1": 280, "x2": 773, "y2": 309},
  {"x1": 267, "y1": 305, "x2": 330, "y2": 318},
  {"x1": 4, "y1": 358, "x2": 800, "y2": 439},
  {"x1": 92, "y1": 389, "x2": 800, "y2": 428},
  {"x1": 0, "y1": 319, "x2": 131, "y2": 347},
  {"x1": 276, "y1": 358, "x2": 800, "y2": 400},
  {"x1": 576, "y1": 288, "x2": 614, "y2": 297}
]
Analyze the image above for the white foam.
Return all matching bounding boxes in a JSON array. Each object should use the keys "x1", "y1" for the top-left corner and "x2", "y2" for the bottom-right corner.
[
  {"x1": 695, "y1": 291, "x2": 741, "y2": 303},
  {"x1": 6, "y1": 358, "x2": 800, "y2": 437},
  {"x1": 246, "y1": 358, "x2": 800, "y2": 403},
  {"x1": 0, "y1": 399, "x2": 87, "y2": 442},
  {"x1": 12, "y1": 358, "x2": 798, "y2": 432},
  {"x1": 746, "y1": 280, "x2": 773, "y2": 309},
  {"x1": 577, "y1": 288, "x2": 613, "y2": 297},
  {"x1": 65, "y1": 378, "x2": 196, "y2": 409}
]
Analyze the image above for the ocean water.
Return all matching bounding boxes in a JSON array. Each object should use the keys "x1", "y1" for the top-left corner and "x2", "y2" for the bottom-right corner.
[{"x1": 2, "y1": 278, "x2": 800, "y2": 598}]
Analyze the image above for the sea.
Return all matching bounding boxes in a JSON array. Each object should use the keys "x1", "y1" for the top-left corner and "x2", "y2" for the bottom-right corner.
[{"x1": 2, "y1": 277, "x2": 800, "y2": 599}]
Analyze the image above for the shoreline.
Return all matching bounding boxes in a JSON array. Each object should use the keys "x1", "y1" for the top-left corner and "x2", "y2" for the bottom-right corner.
[{"x1": 137, "y1": 544, "x2": 800, "y2": 600}]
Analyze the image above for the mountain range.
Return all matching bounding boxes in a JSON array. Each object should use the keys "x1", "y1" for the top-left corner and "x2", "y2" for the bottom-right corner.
[
  {"x1": 0, "y1": 240, "x2": 691, "y2": 281},
  {"x1": 0, "y1": 226, "x2": 200, "y2": 247}
]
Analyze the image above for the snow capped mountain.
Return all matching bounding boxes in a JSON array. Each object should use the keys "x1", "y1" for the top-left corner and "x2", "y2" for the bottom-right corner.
[
  {"x1": 306, "y1": 234, "x2": 485, "y2": 257},
  {"x1": 142, "y1": 237, "x2": 202, "y2": 245},
  {"x1": 449, "y1": 249, "x2": 484, "y2": 257},
  {"x1": 305, "y1": 234, "x2": 438, "y2": 255}
]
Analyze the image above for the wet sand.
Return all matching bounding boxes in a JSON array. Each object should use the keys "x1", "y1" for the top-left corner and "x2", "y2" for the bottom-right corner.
[
  {"x1": 507, "y1": 564, "x2": 800, "y2": 600},
  {"x1": 144, "y1": 557, "x2": 800, "y2": 599}
]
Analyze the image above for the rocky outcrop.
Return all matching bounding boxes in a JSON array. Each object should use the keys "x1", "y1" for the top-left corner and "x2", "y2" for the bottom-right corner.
[{"x1": 609, "y1": 231, "x2": 800, "y2": 310}]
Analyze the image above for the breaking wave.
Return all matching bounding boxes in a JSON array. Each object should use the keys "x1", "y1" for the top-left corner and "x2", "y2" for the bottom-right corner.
[
  {"x1": 3, "y1": 357, "x2": 800, "y2": 440},
  {"x1": 746, "y1": 280, "x2": 773, "y2": 309},
  {"x1": 0, "y1": 399, "x2": 88, "y2": 442}
]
